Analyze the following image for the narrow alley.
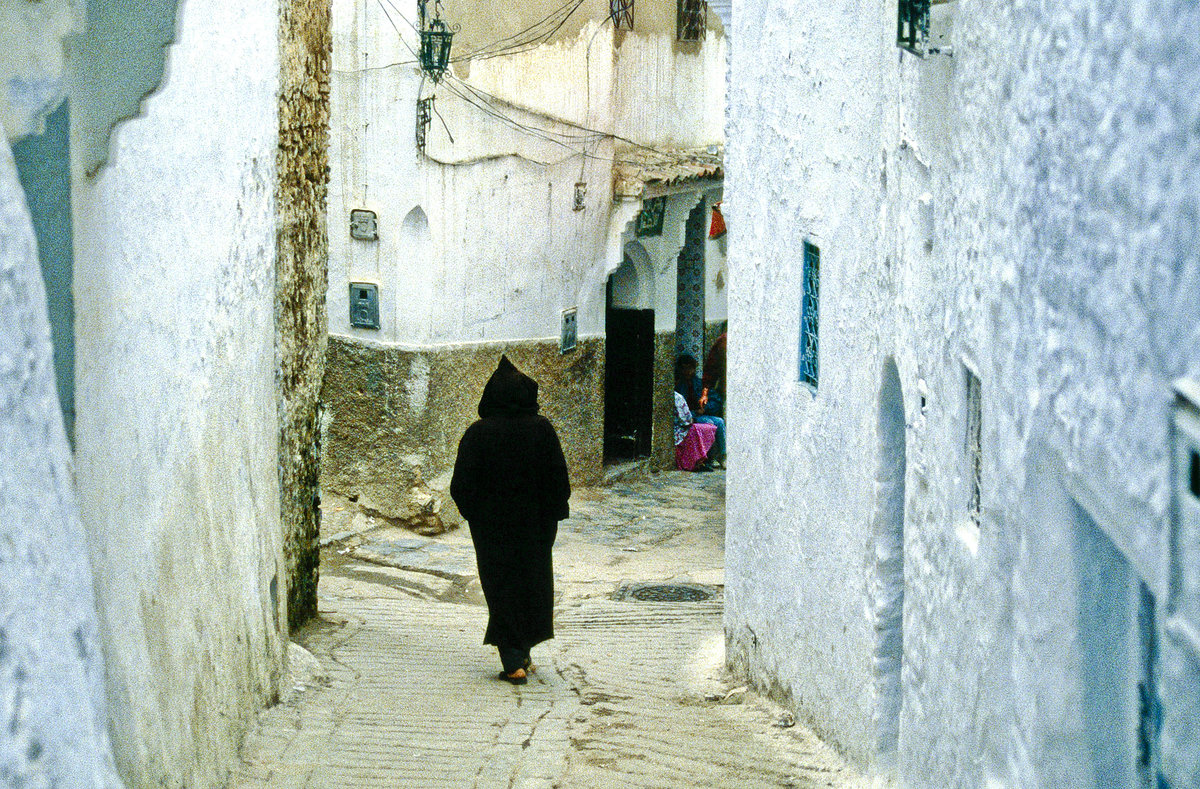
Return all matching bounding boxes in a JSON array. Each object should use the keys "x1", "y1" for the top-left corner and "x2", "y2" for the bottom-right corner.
[
  {"x1": 235, "y1": 471, "x2": 862, "y2": 788},
  {"x1": 7, "y1": 0, "x2": 1200, "y2": 785}
]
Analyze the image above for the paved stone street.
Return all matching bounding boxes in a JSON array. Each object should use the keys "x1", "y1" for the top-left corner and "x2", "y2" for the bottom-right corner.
[{"x1": 235, "y1": 471, "x2": 866, "y2": 788}]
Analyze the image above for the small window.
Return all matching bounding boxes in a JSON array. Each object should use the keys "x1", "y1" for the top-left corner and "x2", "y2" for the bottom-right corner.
[
  {"x1": 416, "y1": 97, "x2": 432, "y2": 151},
  {"x1": 677, "y1": 0, "x2": 706, "y2": 41},
  {"x1": 897, "y1": 0, "x2": 930, "y2": 56},
  {"x1": 965, "y1": 366, "x2": 982, "y2": 525},
  {"x1": 635, "y1": 196, "x2": 666, "y2": 237},
  {"x1": 798, "y1": 241, "x2": 820, "y2": 389},
  {"x1": 610, "y1": 0, "x2": 634, "y2": 30}
]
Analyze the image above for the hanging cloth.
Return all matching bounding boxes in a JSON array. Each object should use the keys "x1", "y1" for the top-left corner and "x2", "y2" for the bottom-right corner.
[{"x1": 709, "y1": 202, "x2": 727, "y2": 239}]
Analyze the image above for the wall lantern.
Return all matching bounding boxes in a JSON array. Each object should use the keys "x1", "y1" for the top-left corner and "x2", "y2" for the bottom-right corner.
[{"x1": 418, "y1": 0, "x2": 455, "y2": 83}]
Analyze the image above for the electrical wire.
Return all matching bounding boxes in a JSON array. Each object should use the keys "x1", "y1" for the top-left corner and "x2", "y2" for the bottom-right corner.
[
  {"x1": 446, "y1": 75, "x2": 603, "y2": 144},
  {"x1": 436, "y1": 75, "x2": 675, "y2": 171},
  {"x1": 453, "y1": 0, "x2": 588, "y2": 62},
  {"x1": 447, "y1": 74, "x2": 680, "y2": 159},
  {"x1": 365, "y1": 0, "x2": 711, "y2": 173}
]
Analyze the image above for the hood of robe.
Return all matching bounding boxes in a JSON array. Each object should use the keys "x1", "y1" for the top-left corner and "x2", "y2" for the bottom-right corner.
[{"x1": 478, "y1": 355, "x2": 540, "y2": 418}]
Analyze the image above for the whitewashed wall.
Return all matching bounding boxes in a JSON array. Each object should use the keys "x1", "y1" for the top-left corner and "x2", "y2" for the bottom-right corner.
[
  {"x1": 329, "y1": 0, "x2": 616, "y2": 345},
  {"x1": 71, "y1": 0, "x2": 287, "y2": 784},
  {"x1": 328, "y1": 0, "x2": 725, "y2": 347},
  {"x1": 726, "y1": 0, "x2": 1200, "y2": 785},
  {"x1": 0, "y1": 2, "x2": 122, "y2": 783}
]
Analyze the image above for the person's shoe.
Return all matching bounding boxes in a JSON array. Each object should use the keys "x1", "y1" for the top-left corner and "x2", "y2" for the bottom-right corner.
[
  {"x1": 523, "y1": 658, "x2": 536, "y2": 674},
  {"x1": 499, "y1": 668, "x2": 527, "y2": 685},
  {"x1": 695, "y1": 462, "x2": 714, "y2": 472}
]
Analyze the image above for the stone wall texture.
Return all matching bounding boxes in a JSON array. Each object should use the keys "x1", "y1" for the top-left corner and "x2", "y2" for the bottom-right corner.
[
  {"x1": 277, "y1": 0, "x2": 331, "y2": 629},
  {"x1": 71, "y1": 1, "x2": 290, "y2": 785},
  {"x1": 726, "y1": 0, "x2": 1200, "y2": 786},
  {"x1": 321, "y1": 335, "x2": 605, "y2": 532}
]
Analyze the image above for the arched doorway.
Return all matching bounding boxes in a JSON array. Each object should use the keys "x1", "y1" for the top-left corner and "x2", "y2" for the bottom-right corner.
[
  {"x1": 871, "y1": 359, "x2": 907, "y2": 767},
  {"x1": 605, "y1": 244, "x2": 655, "y2": 461}
]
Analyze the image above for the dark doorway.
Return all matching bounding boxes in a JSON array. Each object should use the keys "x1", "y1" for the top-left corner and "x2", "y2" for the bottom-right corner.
[{"x1": 604, "y1": 278, "x2": 654, "y2": 460}]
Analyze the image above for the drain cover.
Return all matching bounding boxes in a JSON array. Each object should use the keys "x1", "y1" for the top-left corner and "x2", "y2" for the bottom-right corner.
[{"x1": 619, "y1": 583, "x2": 714, "y2": 602}]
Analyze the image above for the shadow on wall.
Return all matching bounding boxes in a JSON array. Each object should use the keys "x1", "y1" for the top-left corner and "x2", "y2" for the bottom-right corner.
[{"x1": 870, "y1": 359, "x2": 906, "y2": 773}]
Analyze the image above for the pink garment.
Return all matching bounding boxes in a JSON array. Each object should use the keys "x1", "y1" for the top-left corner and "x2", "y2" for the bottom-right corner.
[{"x1": 675, "y1": 421, "x2": 717, "y2": 471}]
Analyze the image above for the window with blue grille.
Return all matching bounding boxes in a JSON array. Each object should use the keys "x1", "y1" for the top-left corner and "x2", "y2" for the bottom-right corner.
[
  {"x1": 611, "y1": 0, "x2": 634, "y2": 30},
  {"x1": 798, "y1": 241, "x2": 820, "y2": 389},
  {"x1": 677, "y1": 0, "x2": 706, "y2": 41}
]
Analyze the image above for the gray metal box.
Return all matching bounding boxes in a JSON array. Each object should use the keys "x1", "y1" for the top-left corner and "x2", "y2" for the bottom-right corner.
[{"x1": 349, "y1": 282, "x2": 380, "y2": 330}]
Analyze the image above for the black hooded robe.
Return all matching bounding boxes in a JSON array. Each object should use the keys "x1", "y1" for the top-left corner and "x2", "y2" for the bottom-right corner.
[{"x1": 450, "y1": 356, "x2": 571, "y2": 655}]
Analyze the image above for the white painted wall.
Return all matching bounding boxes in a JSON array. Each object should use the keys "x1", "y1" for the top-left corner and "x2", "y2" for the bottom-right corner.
[
  {"x1": 71, "y1": 0, "x2": 287, "y2": 784},
  {"x1": 329, "y1": 0, "x2": 616, "y2": 346},
  {"x1": 726, "y1": 0, "x2": 1200, "y2": 785},
  {"x1": 0, "y1": 3, "x2": 122, "y2": 783},
  {"x1": 0, "y1": 0, "x2": 79, "y2": 141},
  {"x1": 328, "y1": 0, "x2": 724, "y2": 349},
  {"x1": 704, "y1": 186, "x2": 727, "y2": 326},
  {"x1": 1, "y1": 129, "x2": 123, "y2": 789}
]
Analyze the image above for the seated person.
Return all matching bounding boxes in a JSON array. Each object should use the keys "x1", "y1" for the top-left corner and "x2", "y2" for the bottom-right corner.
[
  {"x1": 675, "y1": 354, "x2": 726, "y2": 468},
  {"x1": 701, "y1": 330, "x2": 726, "y2": 417},
  {"x1": 674, "y1": 391, "x2": 717, "y2": 471}
]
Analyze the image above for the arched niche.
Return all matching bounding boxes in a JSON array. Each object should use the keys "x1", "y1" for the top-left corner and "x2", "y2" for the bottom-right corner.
[
  {"x1": 390, "y1": 205, "x2": 432, "y2": 342},
  {"x1": 871, "y1": 357, "x2": 907, "y2": 770},
  {"x1": 612, "y1": 240, "x2": 655, "y2": 310}
]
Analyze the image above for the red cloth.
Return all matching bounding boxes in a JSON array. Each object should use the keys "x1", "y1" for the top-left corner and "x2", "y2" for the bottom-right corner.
[
  {"x1": 675, "y1": 422, "x2": 717, "y2": 471},
  {"x1": 709, "y1": 204, "x2": 727, "y2": 238}
]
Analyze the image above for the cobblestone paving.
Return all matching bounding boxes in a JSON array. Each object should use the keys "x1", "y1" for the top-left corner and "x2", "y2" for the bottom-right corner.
[{"x1": 235, "y1": 471, "x2": 866, "y2": 788}]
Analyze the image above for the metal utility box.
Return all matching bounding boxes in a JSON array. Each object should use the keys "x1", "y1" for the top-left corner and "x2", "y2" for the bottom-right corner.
[
  {"x1": 350, "y1": 209, "x2": 378, "y2": 241},
  {"x1": 560, "y1": 307, "x2": 578, "y2": 354},
  {"x1": 349, "y1": 282, "x2": 380, "y2": 330}
]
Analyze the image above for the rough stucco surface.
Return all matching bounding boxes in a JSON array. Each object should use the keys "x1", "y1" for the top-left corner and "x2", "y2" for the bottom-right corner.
[
  {"x1": 0, "y1": 0, "x2": 79, "y2": 142},
  {"x1": 321, "y1": 335, "x2": 604, "y2": 532},
  {"x1": 650, "y1": 330, "x2": 678, "y2": 469},
  {"x1": 726, "y1": 0, "x2": 1200, "y2": 785},
  {"x1": 277, "y1": 0, "x2": 331, "y2": 629},
  {"x1": 0, "y1": 132, "x2": 122, "y2": 789},
  {"x1": 71, "y1": 1, "x2": 288, "y2": 785}
]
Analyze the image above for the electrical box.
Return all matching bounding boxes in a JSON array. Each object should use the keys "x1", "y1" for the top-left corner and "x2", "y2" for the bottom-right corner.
[
  {"x1": 349, "y1": 282, "x2": 380, "y2": 330},
  {"x1": 350, "y1": 209, "x2": 378, "y2": 241},
  {"x1": 560, "y1": 307, "x2": 578, "y2": 354}
]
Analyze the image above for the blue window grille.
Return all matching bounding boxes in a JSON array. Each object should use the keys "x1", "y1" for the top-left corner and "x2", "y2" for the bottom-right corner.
[
  {"x1": 611, "y1": 0, "x2": 634, "y2": 30},
  {"x1": 677, "y1": 0, "x2": 706, "y2": 41},
  {"x1": 897, "y1": 0, "x2": 930, "y2": 56},
  {"x1": 799, "y1": 241, "x2": 820, "y2": 388}
]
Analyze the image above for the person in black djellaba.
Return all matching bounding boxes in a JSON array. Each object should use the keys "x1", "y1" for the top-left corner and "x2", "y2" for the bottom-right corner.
[{"x1": 450, "y1": 356, "x2": 571, "y2": 685}]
